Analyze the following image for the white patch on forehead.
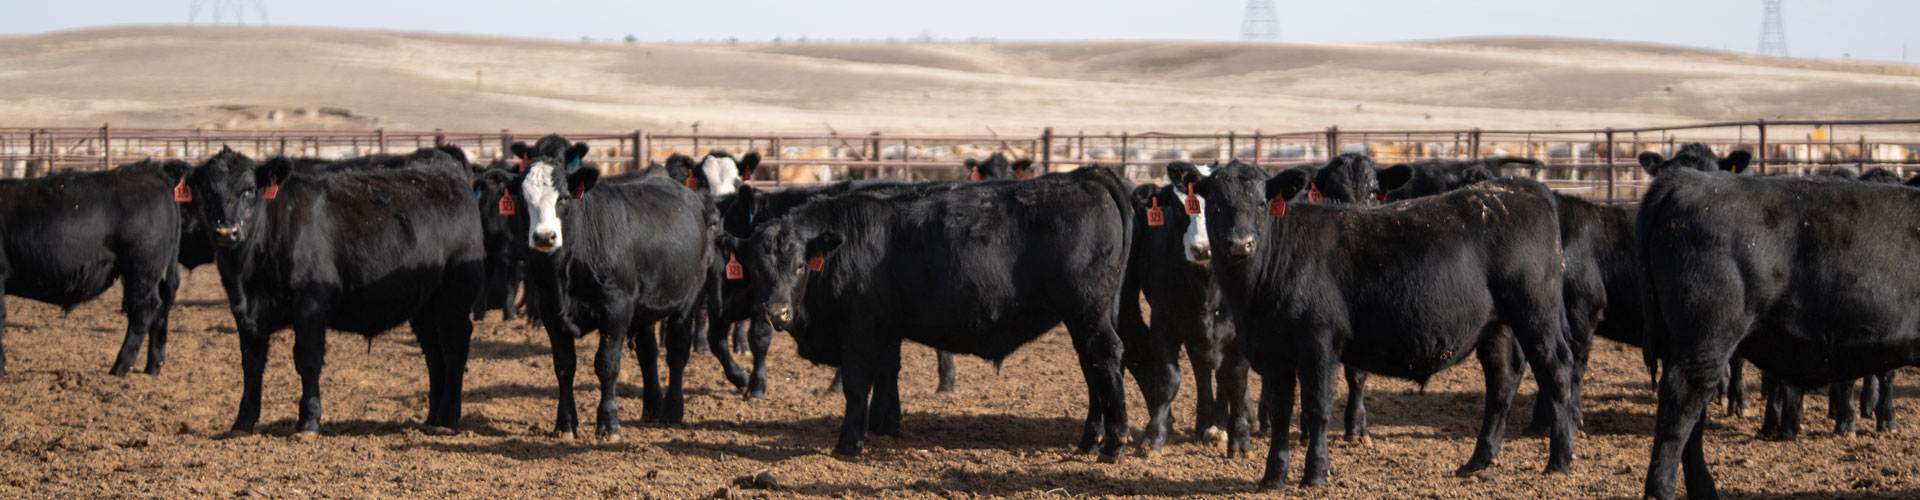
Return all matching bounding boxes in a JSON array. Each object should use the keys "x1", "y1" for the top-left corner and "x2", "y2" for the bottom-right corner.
[
  {"x1": 1174, "y1": 186, "x2": 1210, "y2": 263},
  {"x1": 702, "y1": 156, "x2": 741, "y2": 197},
  {"x1": 1194, "y1": 163, "x2": 1214, "y2": 177},
  {"x1": 522, "y1": 162, "x2": 565, "y2": 252}
]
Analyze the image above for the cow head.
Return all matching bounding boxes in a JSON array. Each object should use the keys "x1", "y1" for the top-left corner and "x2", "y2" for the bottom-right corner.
[
  {"x1": 1859, "y1": 167, "x2": 1903, "y2": 185},
  {"x1": 744, "y1": 220, "x2": 842, "y2": 331},
  {"x1": 1196, "y1": 160, "x2": 1287, "y2": 262},
  {"x1": 185, "y1": 146, "x2": 285, "y2": 248},
  {"x1": 694, "y1": 151, "x2": 757, "y2": 197},
  {"x1": 1160, "y1": 161, "x2": 1216, "y2": 263},
  {"x1": 1379, "y1": 161, "x2": 1500, "y2": 201},
  {"x1": 509, "y1": 135, "x2": 596, "y2": 253},
  {"x1": 1638, "y1": 143, "x2": 1752, "y2": 176},
  {"x1": 965, "y1": 153, "x2": 1031, "y2": 181},
  {"x1": 1309, "y1": 153, "x2": 1382, "y2": 206},
  {"x1": 724, "y1": 184, "x2": 772, "y2": 237}
]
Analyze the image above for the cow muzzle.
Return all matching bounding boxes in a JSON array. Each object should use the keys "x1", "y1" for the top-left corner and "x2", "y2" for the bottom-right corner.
[
  {"x1": 1187, "y1": 240, "x2": 1212, "y2": 263},
  {"x1": 1227, "y1": 235, "x2": 1255, "y2": 259},
  {"x1": 765, "y1": 303, "x2": 792, "y2": 331},
  {"x1": 531, "y1": 230, "x2": 560, "y2": 253},
  {"x1": 214, "y1": 225, "x2": 244, "y2": 248}
]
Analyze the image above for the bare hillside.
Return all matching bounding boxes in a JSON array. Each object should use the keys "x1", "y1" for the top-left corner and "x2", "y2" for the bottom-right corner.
[{"x1": 0, "y1": 26, "x2": 1913, "y2": 134}]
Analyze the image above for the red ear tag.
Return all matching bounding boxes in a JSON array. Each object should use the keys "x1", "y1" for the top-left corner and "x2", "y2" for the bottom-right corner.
[
  {"x1": 262, "y1": 177, "x2": 279, "y2": 200},
  {"x1": 807, "y1": 251, "x2": 825, "y2": 272},
  {"x1": 1015, "y1": 168, "x2": 1025, "y2": 179},
  {"x1": 498, "y1": 193, "x2": 516, "y2": 215},
  {"x1": 725, "y1": 253, "x2": 745, "y2": 280},
  {"x1": 1183, "y1": 183, "x2": 1201, "y2": 215},
  {"x1": 1376, "y1": 188, "x2": 1388, "y2": 202},
  {"x1": 968, "y1": 166, "x2": 981, "y2": 182},
  {"x1": 686, "y1": 175, "x2": 699, "y2": 190},
  {"x1": 1306, "y1": 183, "x2": 1322, "y2": 203},
  {"x1": 173, "y1": 178, "x2": 192, "y2": 202},
  {"x1": 743, "y1": 167, "x2": 754, "y2": 180},
  {"x1": 1146, "y1": 197, "x2": 1164, "y2": 227},
  {"x1": 1269, "y1": 195, "x2": 1287, "y2": 217},
  {"x1": 570, "y1": 183, "x2": 585, "y2": 200},
  {"x1": 518, "y1": 154, "x2": 527, "y2": 172}
]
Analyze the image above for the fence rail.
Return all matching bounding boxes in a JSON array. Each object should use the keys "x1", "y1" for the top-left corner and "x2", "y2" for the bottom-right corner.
[{"x1": 6, "y1": 119, "x2": 1920, "y2": 204}]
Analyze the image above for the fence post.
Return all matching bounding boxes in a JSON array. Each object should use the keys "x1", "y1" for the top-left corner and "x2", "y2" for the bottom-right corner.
[
  {"x1": 771, "y1": 136, "x2": 783, "y2": 186},
  {"x1": 1251, "y1": 129, "x2": 1264, "y2": 167},
  {"x1": 1326, "y1": 126, "x2": 1340, "y2": 160},
  {"x1": 499, "y1": 130, "x2": 512, "y2": 160},
  {"x1": 1040, "y1": 127, "x2": 1054, "y2": 173},
  {"x1": 100, "y1": 123, "x2": 111, "y2": 170},
  {"x1": 1756, "y1": 119, "x2": 1768, "y2": 176},
  {"x1": 1119, "y1": 132, "x2": 1131, "y2": 178},
  {"x1": 1227, "y1": 131, "x2": 1237, "y2": 163},
  {"x1": 1468, "y1": 128, "x2": 1481, "y2": 161},
  {"x1": 434, "y1": 128, "x2": 446, "y2": 147},
  {"x1": 633, "y1": 130, "x2": 645, "y2": 171},
  {"x1": 1859, "y1": 135, "x2": 1869, "y2": 165},
  {"x1": 376, "y1": 128, "x2": 388, "y2": 155},
  {"x1": 1604, "y1": 129, "x2": 1617, "y2": 202}
]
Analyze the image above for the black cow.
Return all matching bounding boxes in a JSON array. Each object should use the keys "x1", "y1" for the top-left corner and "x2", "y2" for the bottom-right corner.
[
  {"x1": 1119, "y1": 161, "x2": 1253, "y2": 457},
  {"x1": 0, "y1": 159, "x2": 188, "y2": 377},
  {"x1": 472, "y1": 159, "x2": 527, "y2": 322},
  {"x1": 1197, "y1": 161, "x2": 1577, "y2": 489},
  {"x1": 963, "y1": 153, "x2": 1031, "y2": 181},
  {"x1": 1638, "y1": 145, "x2": 1759, "y2": 417},
  {"x1": 508, "y1": 135, "x2": 716, "y2": 438},
  {"x1": 738, "y1": 167, "x2": 1135, "y2": 459},
  {"x1": 187, "y1": 147, "x2": 483, "y2": 435},
  {"x1": 1636, "y1": 151, "x2": 1920, "y2": 499}
]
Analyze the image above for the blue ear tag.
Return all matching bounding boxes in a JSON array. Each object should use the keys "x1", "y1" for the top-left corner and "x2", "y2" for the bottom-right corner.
[
  {"x1": 748, "y1": 206, "x2": 756, "y2": 224},
  {"x1": 569, "y1": 157, "x2": 580, "y2": 170},
  {"x1": 474, "y1": 188, "x2": 483, "y2": 200}
]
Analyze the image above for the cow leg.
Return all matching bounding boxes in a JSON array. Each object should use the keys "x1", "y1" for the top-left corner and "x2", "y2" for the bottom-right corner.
[
  {"x1": 1187, "y1": 339, "x2": 1218, "y2": 441},
  {"x1": 630, "y1": 321, "x2": 664, "y2": 423},
  {"x1": 747, "y1": 319, "x2": 772, "y2": 400},
  {"x1": 869, "y1": 339, "x2": 904, "y2": 437},
  {"x1": 1759, "y1": 375, "x2": 1805, "y2": 440},
  {"x1": 935, "y1": 350, "x2": 957, "y2": 393},
  {"x1": 1874, "y1": 372, "x2": 1898, "y2": 433},
  {"x1": 1503, "y1": 302, "x2": 1576, "y2": 475},
  {"x1": 824, "y1": 370, "x2": 845, "y2": 395},
  {"x1": 1295, "y1": 337, "x2": 1337, "y2": 487},
  {"x1": 0, "y1": 291, "x2": 8, "y2": 377},
  {"x1": 661, "y1": 312, "x2": 697, "y2": 424},
  {"x1": 500, "y1": 263, "x2": 521, "y2": 322},
  {"x1": 229, "y1": 332, "x2": 272, "y2": 434},
  {"x1": 426, "y1": 276, "x2": 476, "y2": 428},
  {"x1": 1725, "y1": 356, "x2": 1749, "y2": 417},
  {"x1": 1068, "y1": 315, "x2": 1129, "y2": 461},
  {"x1": 690, "y1": 314, "x2": 709, "y2": 354},
  {"x1": 1342, "y1": 368, "x2": 1369, "y2": 443},
  {"x1": 1459, "y1": 332, "x2": 1524, "y2": 476},
  {"x1": 143, "y1": 264, "x2": 180, "y2": 375},
  {"x1": 544, "y1": 322, "x2": 579, "y2": 438},
  {"x1": 291, "y1": 316, "x2": 328, "y2": 435},
  {"x1": 1859, "y1": 375, "x2": 1881, "y2": 430},
  {"x1": 412, "y1": 314, "x2": 449, "y2": 427},
  {"x1": 1645, "y1": 360, "x2": 1723, "y2": 500},
  {"x1": 731, "y1": 321, "x2": 750, "y2": 354},
  {"x1": 594, "y1": 321, "x2": 631, "y2": 437},
  {"x1": 833, "y1": 348, "x2": 876, "y2": 456},
  {"x1": 1831, "y1": 379, "x2": 1860, "y2": 436},
  {"x1": 1219, "y1": 343, "x2": 1254, "y2": 458},
  {"x1": 706, "y1": 313, "x2": 749, "y2": 391},
  {"x1": 1257, "y1": 365, "x2": 1297, "y2": 491},
  {"x1": 1129, "y1": 309, "x2": 1183, "y2": 454},
  {"x1": 110, "y1": 262, "x2": 165, "y2": 376}
]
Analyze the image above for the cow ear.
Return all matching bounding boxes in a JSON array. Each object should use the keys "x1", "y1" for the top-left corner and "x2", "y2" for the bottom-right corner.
[
  {"x1": 1378, "y1": 164, "x2": 1413, "y2": 191},
  {"x1": 1637, "y1": 152, "x2": 1666, "y2": 175},
  {"x1": 161, "y1": 159, "x2": 194, "y2": 183},
  {"x1": 1129, "y1": 184, "x2": 1157, "y2": 211},
  {"x1": 567, "y1": 167, "x2": 600, "y2": 198},
  {"x1": 738, "y1": 152, "x2": 761, "y2": 179},
  {"x1": 566, "y1": 142, "x2": 591, "y2": 167},
  {"x1": 1268, "y1": 167, "x2": 1312, "y2": 202},
  {"x1": 807, "y1": 231, "x2": 844, "y2": 256},
  {"x1": 1721, "y1": 150, "x2": 1753, "y2": 174},
  {"x1": 509, "y1": 142, "x2": 531, "y2": 160},
  {"x1": 1011, "y1": 159, "x2": 1033, "y2": 175},
  {"x1": 1165, "y1": 161, "x2": 1200, "y2": 185},
  {"x1": 1455, "y1": 166, "x2": 1496, "y2": 189},
  {"x1": 255, "y1": 157, "x2": 292, "y2": 191},
  {"x1": 715, "y1": 233, "x2": 742, "y2": 255}
]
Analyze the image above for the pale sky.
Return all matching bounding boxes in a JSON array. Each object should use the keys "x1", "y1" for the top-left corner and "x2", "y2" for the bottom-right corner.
[{"x1": 2, "y1": 0, "x2": 1916, "y2": 62}]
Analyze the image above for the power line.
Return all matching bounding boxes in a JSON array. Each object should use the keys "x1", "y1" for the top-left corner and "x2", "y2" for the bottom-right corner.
[
  {"x1": 1757, "y1": 0, "x2": 1788, "y2": 57},
  {"x1": 1242, "y1": 0, "x2": 1279, "y2": 41}
]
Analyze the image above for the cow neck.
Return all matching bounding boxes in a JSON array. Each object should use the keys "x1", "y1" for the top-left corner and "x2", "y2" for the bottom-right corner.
[{"x1": 1250, "y1": 203, "x2": 1334, "y2": 291}]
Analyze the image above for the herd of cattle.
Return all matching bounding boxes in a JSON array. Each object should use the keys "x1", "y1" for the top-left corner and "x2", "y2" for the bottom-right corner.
[{"x1": 5, "y1": 134, "x2": 1919, "y2": 498}]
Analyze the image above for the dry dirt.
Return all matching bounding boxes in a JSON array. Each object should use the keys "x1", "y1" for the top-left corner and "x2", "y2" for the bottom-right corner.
[{"x1": 2, "y1": 270, "x2": 1919, "y2": 499}]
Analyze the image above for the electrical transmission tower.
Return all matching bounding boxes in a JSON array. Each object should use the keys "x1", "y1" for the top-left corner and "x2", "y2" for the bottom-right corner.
[
  {"x1": 189, "y1": 0, "x2": 269, "y2": 26},
  {"x1": 1241, "y1": 0, "x2": 1279, "y2": 41},
  {"x1": 1757, "y1": 0, "x2": 1788, "y2": 57}
]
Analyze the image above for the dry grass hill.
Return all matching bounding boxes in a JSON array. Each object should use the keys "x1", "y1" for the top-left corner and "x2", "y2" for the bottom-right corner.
[{"x1": 0, "y1": 26, "x2": 1915, "y2": 134}]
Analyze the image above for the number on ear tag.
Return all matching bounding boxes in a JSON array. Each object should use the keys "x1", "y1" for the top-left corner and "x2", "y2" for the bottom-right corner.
[
  {"x1": 1306, "y1": 183, "x2": 1322, "y2": 203},
  {"x1": 173, "y1": 178, "x2": 192, "y2": 202},
  {"x1": 1146, "y1": 197, "x2": 1164, "y2": 227},
  {"x1": 262, "y1": 177, "x2": 280, "y2": 200},
  {"x1": 726, "y1": 253, "x2": 745, "y2": 280},
  {"x1": 1268, "y1": 195, "x2": 1286, "y2": 217},
  {"x1": 498, "y1": 193, "x2": 515, "y2": 215},
  {"x1": 1183, "y1": 183, "x2": 1201, "y2": 215},
  {"x1": 807, "y1": 251, "x2": 825, "y2": 272}
]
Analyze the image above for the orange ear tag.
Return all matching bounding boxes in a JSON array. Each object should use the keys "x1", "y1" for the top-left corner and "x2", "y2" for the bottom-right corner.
[
  {"x1": 262, "y1": 177, "x2": 280, "y2": 200},
  {"x1": 807, "y1": 251, "x2": 824, "y2": 272},
  {"x1": 1306, "y1": 183, "x2": 1322, "y2": 203},
  {"x1": 1183, "y1": 184, "x2": 1201, "y2": 215},
  {"x1": 1268, "y1": 195, "x2": 1286, "y2": 217},
  {"x1": 1376, "y1": 188, "x2": 1388, "y2": 202},
  {"x1": 968, "y1": 166, "x2": 981, "y2": 182},
  {"x1": 173, "y1": 178, "x2": 192, "y2": 202},
  {"x1": 498, "y1": 193, "x2": 516, "y2": 215},
  {"x1": 685, "y1": 175, "x2": 699, "y2": 190},
  {"x1": 726, "y1": 253, "x2": 745, "y2": 280},
  {"x1": 1146, "y1": 197, "x2": 1164, "y2": 227},
  {"x1": 570, "y1": 183, "x2": 585, "y2": 200}
]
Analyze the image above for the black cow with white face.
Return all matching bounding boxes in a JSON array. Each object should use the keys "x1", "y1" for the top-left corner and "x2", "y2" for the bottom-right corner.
[
  {"x1": 1635, "y1": 149, "x2": 1920, "y2": 499},
  {"x1": 0, "y1": 159, "x2": 188, "y2": 377},
  {"x1": 739, "y1": 167, "x2": 1135, "y2": 460},
  {"x1": 507, "y1": 135, "x2": 716, "y2": 439},
  {"x1": 1197, "y1": 161, "x2": 1577, "y2": 489},
  {"x1": 187, "y1": 147, "x2": 484, "y2": 436}
]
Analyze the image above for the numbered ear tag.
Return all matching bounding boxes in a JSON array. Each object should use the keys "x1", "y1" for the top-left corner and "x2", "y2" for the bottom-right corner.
[
  {"x1": 725, "y1": 253, "x2": 745, "y2": 280},
  {"x1": 1269, "y1": 195, "x2": 1286, "y2": 217},
  {"x1": 1146, "y1": 197, "x2": 1164, "y2": 227},
  {"x1": 807, "y1": 251, "x2": 825, "y2": 272},
  {"x1": 1376, "y1": 188, "x2": 1388, "y2": 202},
  {"x1": 173, "y1": 178, "x2": 192, "y2": 202},
  {"x1": 1306, "y1": 183, "x2": 1322, "y2": 203},
  {"x1": 685, "y1": 175, "x2": 699, "y2": 190},
  {"x1": 968, "y1": 166, "x2": 980, "y2": 182},
  {"x1": 518, "y1": 155, "x2": 528, "y2": 172},
  {"x1": 262, "y1": 177, "x2": 280, "y2": 200},
  {"x1": 570, "y1": 183, "x2": 585, "y2": 200},
  {"x1": 1183, "y1": 183, "x2": 1201, "y2": 215},
  {"x1": 498, "y1": 193, "x2": 515, "y2": 215}
]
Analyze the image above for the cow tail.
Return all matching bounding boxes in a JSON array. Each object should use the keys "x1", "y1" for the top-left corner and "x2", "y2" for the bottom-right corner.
[
  {"x1": 1634, "y1": 182, "x2": 1671, "y2": 388},
  {"x1": 1086, "y1": 167, "x2": 1137, "y2": 336}
]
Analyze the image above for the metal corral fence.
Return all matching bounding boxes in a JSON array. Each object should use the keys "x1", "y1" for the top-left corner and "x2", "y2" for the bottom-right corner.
[{"x1": 5, "y1": 119, "x2": 1920, "y2": 204}]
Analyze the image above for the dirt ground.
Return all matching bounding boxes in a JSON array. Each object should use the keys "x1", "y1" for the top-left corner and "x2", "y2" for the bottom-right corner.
[{"x1": 3, "y1": 270, "x2": 1919, "y2": 499}]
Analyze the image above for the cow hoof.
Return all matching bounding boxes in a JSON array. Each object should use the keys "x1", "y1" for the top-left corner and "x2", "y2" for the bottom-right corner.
[
  {"x1": 602, "y1": 433, "x2": 622, "y2": 444},
  {"x1": 219, "y1": 429, "x2": 255, "y2": 440},
  {"x1": 292, "y1": 431, "x2": 319, "y2": 442},
  {"x1": 554, "y1": 431, "x2": 577, "y2": 440},
  {"x1": 1131, "y1": 446, "x2": 1160, "y2": 459},
  {"x1": 1355, "y1": 435, "x2": 1372, "y2": 446},
  {"x1": 1202, "y1": 427, "x2": 1228, "y2": 446},
  {"x1": 421, "y1": 425, "x2": 457, "y2": 436},
  {"x1": 1842, "y1": 430, "x2": 1858, "y2": 439},
  {"x1": 1096, "y1": 453, "x2": 1123, "y2": 464}
]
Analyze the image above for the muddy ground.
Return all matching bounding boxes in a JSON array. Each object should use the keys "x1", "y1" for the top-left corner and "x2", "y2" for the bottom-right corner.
[{"x1": 2, "y1": 271, "x2": 1918, "y2": 499}]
